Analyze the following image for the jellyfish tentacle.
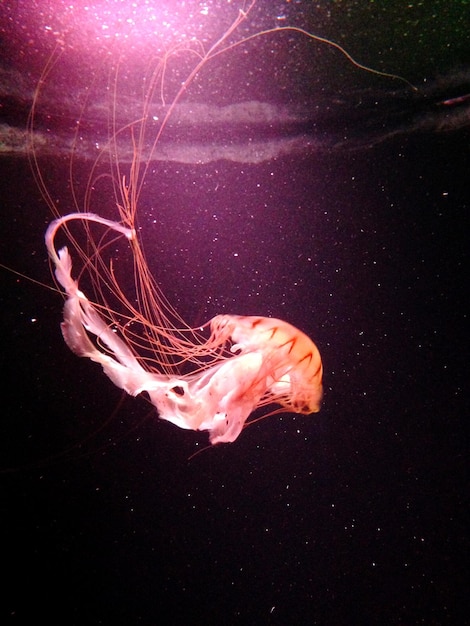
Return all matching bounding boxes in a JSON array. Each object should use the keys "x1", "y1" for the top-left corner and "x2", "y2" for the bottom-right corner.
[{"x1": 45, "y1": 213, "x2": 156, "y2": 396}]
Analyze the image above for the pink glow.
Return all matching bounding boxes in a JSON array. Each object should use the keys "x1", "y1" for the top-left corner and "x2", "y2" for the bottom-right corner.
[{"x1": 7, "y1": 0, "x2": 218, "y2": 57}]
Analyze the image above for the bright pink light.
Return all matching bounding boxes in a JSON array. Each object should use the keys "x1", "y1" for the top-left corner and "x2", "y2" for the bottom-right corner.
[{"x1": 10, "y1": 0, "x2": 217, "y2": 58}]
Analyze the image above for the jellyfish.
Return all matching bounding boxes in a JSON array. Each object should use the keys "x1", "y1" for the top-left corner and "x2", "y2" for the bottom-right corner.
[
  {"x1": 32, "y1": 0, "x2": 415, "y2": 446},
  {"x1": 45, "y1": 212, "x2": 322, "y2": 444},
  {"x1": 24, "y1": 2, "x2": 334, "y2": 446},
  {"x1": 34, "y1": 0, "x2": 413, "y2": 444},
  {"x1": 22, "y1": 0, "x2": 420, "y2": 450}
]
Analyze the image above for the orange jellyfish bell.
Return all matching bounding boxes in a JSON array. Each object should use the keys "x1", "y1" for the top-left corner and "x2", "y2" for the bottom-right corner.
[
  {"x1": 45, "y1": 214, "x2": 323, "y2": 445},
  {"x1": 151, "y1": 314, "x2": 323, "y2": 444},
  {"x1": 210, "y1": 314, "x2": 323, "y2": 414}
]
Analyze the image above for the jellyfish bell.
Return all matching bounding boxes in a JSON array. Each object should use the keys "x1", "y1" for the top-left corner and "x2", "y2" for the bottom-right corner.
[{"x1": 210, "y1": 314, "x2": 323, "y2": 412}]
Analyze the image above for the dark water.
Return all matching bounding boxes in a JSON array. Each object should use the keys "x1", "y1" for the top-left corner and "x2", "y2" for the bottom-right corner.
[{"x1": 1, "y1": 2, "x2": 468, "y2": 624}]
